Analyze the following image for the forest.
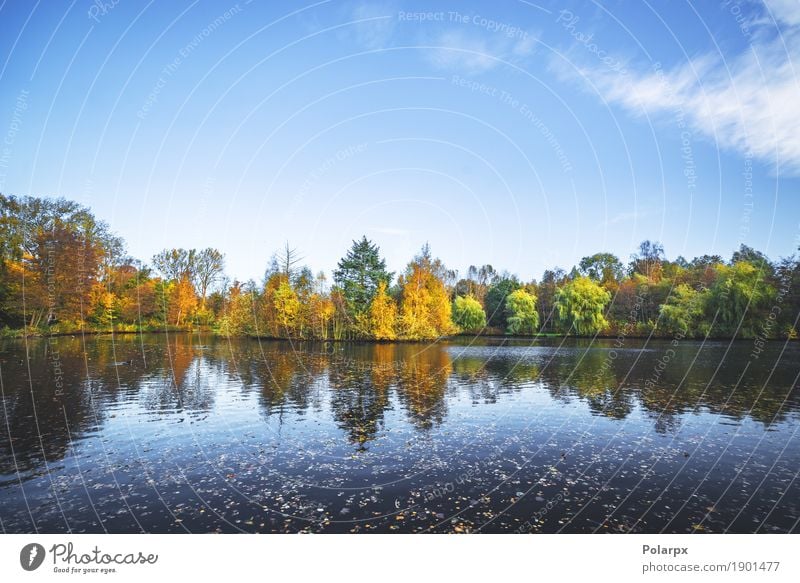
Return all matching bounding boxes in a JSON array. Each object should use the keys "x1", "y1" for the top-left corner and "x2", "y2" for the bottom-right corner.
[{"x1": 1, "y1": 194, "x2": 798, "y2": 341}]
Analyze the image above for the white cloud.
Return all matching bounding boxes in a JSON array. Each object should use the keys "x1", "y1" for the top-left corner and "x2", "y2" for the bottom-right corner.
[
  {"x1": 560, "y1": 1, "x2": 800, "y2": 173},
  {"x1": 763, "y1": 0, "x2": 800, "y2": 26}
]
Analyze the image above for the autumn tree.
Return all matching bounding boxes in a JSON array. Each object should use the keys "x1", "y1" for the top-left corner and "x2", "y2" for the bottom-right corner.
[
  {"x1": 218, "y1": 280, "x2": 257, "y2": 336},
  {"x1": 168, "y1": 276, "x2": 198, "y2": 327},
  {"x1": 1, "y1": 194, "x2": 794, "y2": 343},
  {"x1": 369, "y1": 281, "x2": 398, "y2": 340},
  {"x1": 272, "y1": 279, "x2": 301, "y2": 335},
  {"x1": 397, "y1": 244, "x2": 456, "y2": 339},
  {"x1": 0, "y1": 194, "x2": 121, "y2": 328}
]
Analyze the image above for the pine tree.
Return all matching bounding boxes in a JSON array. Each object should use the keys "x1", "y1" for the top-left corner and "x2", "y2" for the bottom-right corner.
[{"x1": 333, "y1": 237, "x2": 393, "y2": 317}]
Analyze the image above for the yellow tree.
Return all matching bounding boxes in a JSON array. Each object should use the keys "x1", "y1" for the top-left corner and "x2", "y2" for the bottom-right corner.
[
  {"x1": 398, "y1": 244, "x2": 456, "y2": 340},
  {"x1": 309, "y1": 293, "x2": 335, "y2": 339},
  {"x1": 89, "y1": 281, "x2": 117, "y2": 327},
  {"x1": 218, "y1": 282, "x2": 257, "y2": 336},
  {"x1": 369, "y1": 281, "x2": 397, "y2": 340},
  {"x1": 272, "y1": 279, "x2": 300, "y2": 336},
  {"x1": 169, "y1": 275, "x2": 198, "y2": 327}
]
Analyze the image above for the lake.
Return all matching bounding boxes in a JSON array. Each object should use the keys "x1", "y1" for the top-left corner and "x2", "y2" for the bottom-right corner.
[{"x1": 1, "y1": 334, "x2": 798, "y2": 533}]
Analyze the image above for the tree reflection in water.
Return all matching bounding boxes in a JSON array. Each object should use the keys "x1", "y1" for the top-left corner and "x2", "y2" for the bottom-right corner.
[{"x1": 0, "y1": 334, "x2": 798, "y2": 533}]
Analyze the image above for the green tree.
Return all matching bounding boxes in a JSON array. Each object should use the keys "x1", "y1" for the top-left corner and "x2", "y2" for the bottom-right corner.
[
  {"x1": 579, "y1": 252, "x2": 624, "y2": 284},
  {"x1": 333, "y1": 236, "x2": 393, "y2": 318},
  {"x1": 537, "y1": 268, "x2": 565, "y2": 332},
  {"x1": 505, "y1": 288, "x2": 539, "y2": 335},
  {"x1": 555, "y1": 276, "x2": 611, "y2": 335},
  {"x1": 731, "y1": 245, "x2": 773, "y2": 275},
  {"x1": 706, "y1": 261, "x2": 776, "y2": 337},
  {"x1": 658, "y1": 284, "x2": 707, "y2": 337},
  {"x1": 452, "y1": 295, "x2": 486, "y2": 333},
  {"x1": 775, "y1": 254, "x2": 799, "y2": 338},
  {"x1": 485, "y1": 276, "x2": 520, "y2": 329}
]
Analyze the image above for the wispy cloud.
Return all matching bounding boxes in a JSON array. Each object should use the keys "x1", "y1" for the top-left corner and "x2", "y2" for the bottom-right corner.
[
  {"x1": 426, "y1": 29, "x2": 537, "y2": 74},
  {"x1": 558, "y1": 1, "x2": 800, "y2": 173},
  {"x1": 344, "y1": 1, "x2": 396, "y2": 50},
  {"x1": 763, "y1": 0, "x2": 800, "y2": 26}
]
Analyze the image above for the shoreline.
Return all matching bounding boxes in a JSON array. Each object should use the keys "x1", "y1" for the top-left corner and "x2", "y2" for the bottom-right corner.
[{"x1": 3, "y1": 328, "x2": 796, "y2": 343}]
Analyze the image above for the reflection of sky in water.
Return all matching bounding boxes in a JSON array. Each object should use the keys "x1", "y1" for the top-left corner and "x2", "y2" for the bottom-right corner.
[{"x1": 0, "y1": 335, "x2": 798, "y2": 533}]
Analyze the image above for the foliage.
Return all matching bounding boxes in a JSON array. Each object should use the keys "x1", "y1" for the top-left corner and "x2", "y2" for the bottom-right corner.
[
  {"x1": 630, "y1": 240, "x2": 665, "y2": 281},
  {"x1": 397, "y1": 245, "x2": 456, "y2": 340},
  {"x1": 369, "y1": 282, "x2": 398, "y2": 340},
  {"x1": 333, "y1": 237, "x2": 392, "y2": 318},
  {"x1": 579, "y1": 252, "x2": 624, "y2": 284},
  {"x1": 485, "y1": 277, "x2": 520, "y2": 329},
  {"x1": 504, "y1": 288, "x2": 539, "y2": 335},
  {"x1": 217, "y1": 282, "x2": 257, "y2": 336},
  {"x1": 452, "y1": 295, "x2": 486, "y2": 333},
  {"x1": 0, "y1": 195, "x2": 795, "y2": 342},
  {"x1": 555, "y1": 276, "x2": 611, "y2": 335},
  {"x1": 273, "y1": 280, "x2": 300, "y2": 333},
  {"x1": 658, "y1": 284, "x2": 707, "y2": 337},
  {"x1": 706, "y1": 261, "x2": 776, "y2": 337}
]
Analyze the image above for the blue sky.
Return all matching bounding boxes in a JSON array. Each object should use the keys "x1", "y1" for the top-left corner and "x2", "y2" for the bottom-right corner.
[{"x1": 1, "y1": 0, "x2": 799, "y2": 284}]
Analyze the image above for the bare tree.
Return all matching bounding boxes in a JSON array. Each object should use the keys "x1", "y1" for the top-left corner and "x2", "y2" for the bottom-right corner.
[{"x1": 279, "y1": 242, "x2": 303, "y2": 280}]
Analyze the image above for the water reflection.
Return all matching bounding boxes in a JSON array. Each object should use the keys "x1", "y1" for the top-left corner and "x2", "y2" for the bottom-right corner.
[
  {"x1": 1, "y1": 334, "x2": 798, "y2": 533},
  {"x1": 3, "y1": 335, "x2": 800, "y2": 466}
]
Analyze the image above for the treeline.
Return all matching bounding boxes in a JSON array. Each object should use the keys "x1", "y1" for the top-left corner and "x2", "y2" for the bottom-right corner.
[{"x1": 1, "y1": 194, "x2": 798, "y2": 340}]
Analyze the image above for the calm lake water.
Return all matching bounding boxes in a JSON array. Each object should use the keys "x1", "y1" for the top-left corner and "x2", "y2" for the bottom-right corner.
[{"x1": 1, "y1": 334, "x2": 798, "y2": 533}]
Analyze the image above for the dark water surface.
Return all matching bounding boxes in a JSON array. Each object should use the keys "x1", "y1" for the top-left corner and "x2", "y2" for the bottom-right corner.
[{"x1": 1, "y1": 334, "x2": 798, "y2": 533}]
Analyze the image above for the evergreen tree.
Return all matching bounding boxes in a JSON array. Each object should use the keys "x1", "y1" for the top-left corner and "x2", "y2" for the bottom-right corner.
[
  {"x1": 485, "y1": 276, "x2": 520, "y2": 329},
  {"x1": 333, "y1": 237, "x2": 393, "y2": 316}
]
